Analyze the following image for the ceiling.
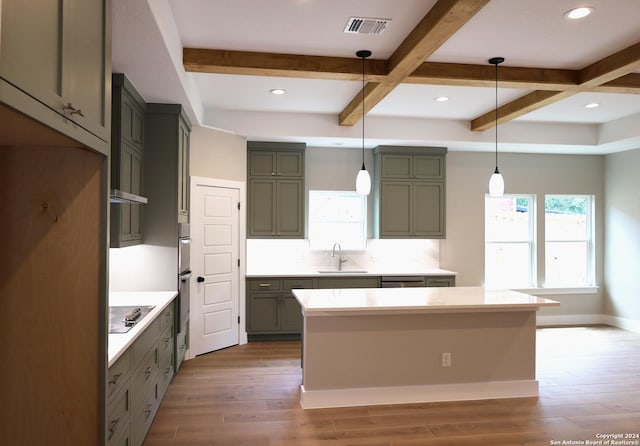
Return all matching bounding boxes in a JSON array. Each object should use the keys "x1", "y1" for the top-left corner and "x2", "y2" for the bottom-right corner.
[{"x1": 112, "y1": 0, "x2": 640, "y2": 155}]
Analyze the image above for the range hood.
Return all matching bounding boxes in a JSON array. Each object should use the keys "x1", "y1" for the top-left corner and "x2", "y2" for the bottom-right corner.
[{"x1": 109, "y1": 189, "x2": 148, "y2": 204}]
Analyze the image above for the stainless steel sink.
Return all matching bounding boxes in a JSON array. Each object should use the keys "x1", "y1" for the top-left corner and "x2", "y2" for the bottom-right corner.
[{"x1": 316, "y1": 269, "x2": 368, "y2": 274}]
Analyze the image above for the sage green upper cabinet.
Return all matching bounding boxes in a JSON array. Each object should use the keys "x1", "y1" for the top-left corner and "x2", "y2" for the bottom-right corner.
[
  {"x1": 374, "y1": 146, "x2": 447, "y2": 239},
  {"x1": 247, "y1": 142, "x2": 305, "y2": 238},
  {"x1": 0, "y1": 0, "x2": 111, "y2": 154},
  {"x1": 145, "y1": 104, "x2": 192, "y2": 226},
  {"x1": 111, "y1": 74, "x2": 145, "y2": 248}
]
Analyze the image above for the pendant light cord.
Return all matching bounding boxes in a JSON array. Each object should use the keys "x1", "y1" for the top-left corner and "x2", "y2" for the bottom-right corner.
[
  {"x1": 361, "y1": 54, "x2": 366, "y2": 169},
  {"x1": 495, "y1": 60, "x2": 498, "y2": 171}
]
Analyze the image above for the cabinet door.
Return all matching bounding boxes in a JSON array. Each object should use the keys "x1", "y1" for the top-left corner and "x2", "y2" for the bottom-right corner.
[
  {"x1": 413, "y1": 182, "x2": 445, "y2": 237},
  {"x1": 0, "y1": 0, "x2": 64, "y2": 108},
  {"x1": 276, "y1": 151, "x2": 304, "y2": 177},
  {"x1": 380, "y1": 154, "x2": 412, "y2": 178},
  {"x1": 248, "y1": 179, "x2": 276, "y2": 236},
  {"x1": 121, "y1": 93, "x2": 145, "y2": 152},
  {"x1": 380, "y1": 182, "x2": 412, "y2": 236},
  {"x1": 413, "y1": 156, "x2": 444, "y2": 179},
  {"x1": 247, "y1": 294, "x2": 280, "y2": 332},
  {"x1": 276, "y1": 179, "x2": 304, "y2": 237},
  {"x1": 281, "y1": 294, "x2": 303, "y2": 332},
  {"x1": 249, "y1": 151, "x2": 277, "y2": 176},
  {"x1": 66, "y1": 0, "x2": 109, "y2": 140},
  {"x1": 425, "y1": 276, "x2": 455, "y2": 287},
  {"x1": 177, "y1": 118, "x2": 190, "y2": 221}
]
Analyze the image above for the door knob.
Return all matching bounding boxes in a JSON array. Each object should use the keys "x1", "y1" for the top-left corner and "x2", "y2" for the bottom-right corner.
[{"x1": 197, "y1": 276, "x2": 205, "y2": 283}]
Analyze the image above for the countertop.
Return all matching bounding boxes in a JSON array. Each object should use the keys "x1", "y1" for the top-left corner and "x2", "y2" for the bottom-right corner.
[
  {"x1": 246, "y1": 266, "x2": 457, "y2": 277},
  {"x1": 108, "y1": 291, "x2": 177, "y2": 367},
  {"x1": 292, "y1": 286, "x2": 559, "y2": 316}
]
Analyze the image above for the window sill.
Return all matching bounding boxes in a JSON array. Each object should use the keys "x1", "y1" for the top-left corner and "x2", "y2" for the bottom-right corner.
[{"x1": 513, "y1": 286, "x2": 599, "y2": 296}]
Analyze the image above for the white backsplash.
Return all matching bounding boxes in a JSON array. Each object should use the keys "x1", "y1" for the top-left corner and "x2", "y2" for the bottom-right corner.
[
  {"x1": 247, "y1": 239, "x2": 440, "y2": 273},
  {"x1": 109, "y1": 245, "x2": 177, "y2": 292}
]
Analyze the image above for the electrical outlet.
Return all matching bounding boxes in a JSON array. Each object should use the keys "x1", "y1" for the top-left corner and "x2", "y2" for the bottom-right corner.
[{"x1": 442, "y1": 352, "x2": 452, "y2": 367}]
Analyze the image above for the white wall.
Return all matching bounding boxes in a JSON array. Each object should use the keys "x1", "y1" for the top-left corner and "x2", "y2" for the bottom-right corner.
[
  {"x1": 442, "y1": 151, "x2": 605, "y2": 318},
  {"x1": 190, "y1": 125, "x2": 246, "y2": 182},
  {"x1": 604, "y1": 148, "x2": 640, "y2": 330}
]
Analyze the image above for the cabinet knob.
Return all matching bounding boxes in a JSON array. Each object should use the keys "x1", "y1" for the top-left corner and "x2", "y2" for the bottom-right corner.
[{"x1": 197, "y1": 276, "x2": 205, "y2": 283}]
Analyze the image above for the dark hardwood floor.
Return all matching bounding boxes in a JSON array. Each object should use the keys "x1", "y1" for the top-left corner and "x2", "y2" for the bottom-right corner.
[{"x1": 145, "y1": 326, "x2": 640, "y2": 445}]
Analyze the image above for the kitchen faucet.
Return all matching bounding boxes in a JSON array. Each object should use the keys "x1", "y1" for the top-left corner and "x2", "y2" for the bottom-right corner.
[{"x1": 331, "y1": 242, "x2": 348, "y2": 271}]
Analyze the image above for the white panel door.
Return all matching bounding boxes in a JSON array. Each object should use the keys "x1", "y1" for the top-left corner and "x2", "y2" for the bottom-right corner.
[{"x1": 191, "y1": 183, "x2": 240, "y2": 355}]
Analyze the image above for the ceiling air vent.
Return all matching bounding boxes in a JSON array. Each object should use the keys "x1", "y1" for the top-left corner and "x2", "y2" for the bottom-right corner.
[{"x1": 344, "y1": 17, "x2": 390, "y2": 35}]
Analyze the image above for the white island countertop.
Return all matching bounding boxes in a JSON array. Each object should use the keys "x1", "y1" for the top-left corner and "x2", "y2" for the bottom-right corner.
[
  {"x1": 108, "y1": 291, "x2": 177, "y2": 367},
  {"x1": 292, "y1": 286, "x2": 559, "y2": 316}
]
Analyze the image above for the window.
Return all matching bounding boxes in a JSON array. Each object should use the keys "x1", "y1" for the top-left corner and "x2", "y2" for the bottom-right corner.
[
  {"x1": 545, "y1": 195, "x2": 594, "y2": 287},
  {"x1": 308, "y1": 190, "x2": 367, "y2": 250},
  {"x1": 485, "y1": 195, "x2": 535, "y2": 288}
]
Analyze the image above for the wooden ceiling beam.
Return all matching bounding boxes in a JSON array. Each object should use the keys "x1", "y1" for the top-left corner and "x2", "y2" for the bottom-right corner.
[
  {"x1": 183, "y1": 48, "x2": 389, "y2": 81},
  {"x1": 338, "y1": 0, "x2": 490, "y2": 126},
  {"x1": 471, "y1": 40, "x2": 640, "y2": 131},
  {"x1": 594, "y1": 73, "x2": 640, "y2": 94}
]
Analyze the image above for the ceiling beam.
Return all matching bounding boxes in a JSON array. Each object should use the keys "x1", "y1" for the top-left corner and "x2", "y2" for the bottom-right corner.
[
  {"x1": 183, "y1": 49, "x2": 640, "y2": 92},
  {"x1": 338, "y1": 0, "x2": 490, "y2": 126},
  {"x1": 471, "y1": 41, "x2": 640, "y2": 131},
  {"x1": 183, "y1": 48, "x2": 389, "y2": 81}
]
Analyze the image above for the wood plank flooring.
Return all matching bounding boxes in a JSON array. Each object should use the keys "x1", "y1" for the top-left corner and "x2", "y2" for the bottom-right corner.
[{"x1": 145, "y1": 326, "x2": 640, "y2": 445}]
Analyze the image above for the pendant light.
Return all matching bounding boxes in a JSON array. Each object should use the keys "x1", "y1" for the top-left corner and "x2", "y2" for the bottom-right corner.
[
  {"x1": 355, "y1": 50, "x2": 372, "y2": 195},
  {"x1": 488, "y1": 56, "x2": 505, "y2": 197}
]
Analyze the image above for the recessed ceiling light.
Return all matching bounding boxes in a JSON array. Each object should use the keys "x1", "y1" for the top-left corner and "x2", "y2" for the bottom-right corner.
[
  {"x1": 269, "y1": 88, "x2": 286, "y2": 95},
  {"x1": 585, "y1": 102, "x2": 600, "y2": 109},
  {"x1": 434, "y1": 96, "x2": 449, "y2": 102},
  {"x1": 564, "y1": 6, "x2": 594, "y2": 20}
]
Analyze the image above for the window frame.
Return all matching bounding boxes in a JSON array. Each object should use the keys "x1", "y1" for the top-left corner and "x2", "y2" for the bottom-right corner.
[
  {"x1": 484, "y1": 194, "x2": 536, "y2": 289},
  {"x1": 307, "y1": 190, "x2": 367, "y2": 250}
]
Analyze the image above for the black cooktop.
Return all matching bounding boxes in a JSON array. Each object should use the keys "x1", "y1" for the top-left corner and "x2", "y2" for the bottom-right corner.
[{"x1": 108, "y1": 305, "x2": 155, "y2": 334}]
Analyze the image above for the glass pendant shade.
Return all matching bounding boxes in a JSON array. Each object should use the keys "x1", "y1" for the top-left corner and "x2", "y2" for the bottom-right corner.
[
  {"x1": 356, "y1": 166, "x2": 371, "y2": 195},
  {"x1": 489, "y1": 169, "x2": 504, "y2": 197}
]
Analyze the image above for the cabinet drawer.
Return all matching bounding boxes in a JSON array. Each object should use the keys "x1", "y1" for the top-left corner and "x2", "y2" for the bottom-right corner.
[
  {"x1": 158, "y1": 323, "x2": 174, "y2": 378},
  {"x1": 283, "y1": 278, "x2": 313, "y2": 291},
  {"x1": 132, "y1": 384, "x2": 159, "y2": 446},
  {"x1": 107, "y1": 381, "x2": 131, "y2": 444},
  {"x1": 158, "y1": 304, "x2": 174, "y2": 331},
  {"x1": 131, "y1": 318, "x2": 159, "y2": 369},
  {"x1": 425, "y1": 276, "x2": 455, "y2": 287},
  {"x1": 108, "y1": 350, "x2": 131, "y2": 400},
  {"x1": 248, "y1": 279, "x2": 281, "y2": 291},
  {"x1": 131, "y1": 344, "x2": 157, "y2": 409},
  {"x1": 317, "y1": 277, "x2": 380, "y2": 289}
]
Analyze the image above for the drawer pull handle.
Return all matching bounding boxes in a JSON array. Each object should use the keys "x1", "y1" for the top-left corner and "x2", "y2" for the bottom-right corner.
[
  {"x1": 144, "y1": 404, "x2": 153, "y2": 418},
  {"x1": 258, "y1": 283, "x2": 271, "y2": 287},
  {"x1": 164, "y1": 367, "x2": 172, "y2": 376},
  {"x1": 163, "y1": 337, "x2": 171, "y2": 347},
  {"x1": 144, "y1": 366, "x2": 152, "y2": 379},
  {"x1": 108, "y1": 417, "x2": 120, "y2": 439},
  {"x1": 108, "y1": 372, "x2": 122, "y2": 386},
  {"x1": 62, "y1": 102, "x2": 85, "y2": 117}
]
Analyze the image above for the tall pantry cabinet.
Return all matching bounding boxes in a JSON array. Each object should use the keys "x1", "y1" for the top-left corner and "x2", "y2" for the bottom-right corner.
[{"x1": 0, "y1": 0, "x2": 111, "y2": 445}]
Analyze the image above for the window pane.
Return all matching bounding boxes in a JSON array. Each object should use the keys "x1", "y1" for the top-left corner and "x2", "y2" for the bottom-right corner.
[
  {"x1": 545, "y1": 241, "x2": 587, "y2": 286},
  {"x1": 309, "y1": 191, "x2": 366, "y2": 250},
  {"x1": 485, "y1": 242, "x2": 532, "y2": 288},
  {"x1": 545, "y1": 196, "x2": 587, "y2": 241},
  {"x1": 485, "y1": 196, "x2": 531, "y2": 242}
]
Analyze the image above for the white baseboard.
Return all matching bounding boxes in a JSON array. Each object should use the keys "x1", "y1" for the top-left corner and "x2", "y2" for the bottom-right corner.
[
  {"x1": 300, "y1": 380, "x2": 538, "y2": 409},
  {"x1": 601, "y1": 315, "x2": 640, "y2": 333},
  {"x1": 536, "y1": 314, "x2": 606, "y2": 326},
  {"x1": 536, "y1": 313, "x2": 640, "y2": 334}
]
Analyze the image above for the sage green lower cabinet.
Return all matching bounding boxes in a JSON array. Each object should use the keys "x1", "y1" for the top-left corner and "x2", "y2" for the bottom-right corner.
[
  {"x1": 107, "y1": 302, "x2": 176, "y2": 446},
  {"x1": 246, "y1": 278, "x2": 312, "y2": 336}
]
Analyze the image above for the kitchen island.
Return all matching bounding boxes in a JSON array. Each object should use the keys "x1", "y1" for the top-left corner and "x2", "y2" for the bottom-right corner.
[{"x1": 292, "y1": 286, "x2": 559, "y2": 409}]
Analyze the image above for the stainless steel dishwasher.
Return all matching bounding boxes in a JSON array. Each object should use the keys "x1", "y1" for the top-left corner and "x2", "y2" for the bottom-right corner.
[{"x1": 380, "y1": 276, "x2": 426, "y2": 287}]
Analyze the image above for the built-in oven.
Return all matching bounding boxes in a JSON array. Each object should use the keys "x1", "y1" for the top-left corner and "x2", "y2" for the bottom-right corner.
[{"x1": 177, "y1": 223, "x2": 191, "y2": 334}]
